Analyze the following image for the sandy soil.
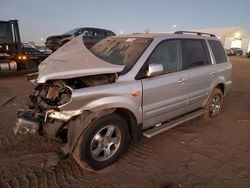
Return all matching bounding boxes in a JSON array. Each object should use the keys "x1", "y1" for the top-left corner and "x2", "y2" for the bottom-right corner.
[{"x1": 0, "y1": 56, "x2": 250, "y2": 188}]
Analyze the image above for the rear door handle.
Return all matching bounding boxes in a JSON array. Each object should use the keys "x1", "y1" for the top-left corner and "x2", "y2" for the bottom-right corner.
[{"x1": 178, "y1": 77, "x2": 188, "y2": 84}]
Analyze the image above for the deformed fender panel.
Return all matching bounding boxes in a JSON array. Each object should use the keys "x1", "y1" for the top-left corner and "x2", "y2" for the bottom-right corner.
[
  {"x1": 60, "y1": 81, "x2": 143, "y2": 124},
  {"x1": 82, "y1": 96, "x2": 142, "y2": 123}
]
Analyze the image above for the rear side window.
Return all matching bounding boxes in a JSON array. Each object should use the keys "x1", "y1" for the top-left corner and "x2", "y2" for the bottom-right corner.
[
  {"x1": 182, "y1": 39, "x2": 209, "y2": 69},
  {"x1": 208, "y1": 40, "x2": 227, "y2": 64}
]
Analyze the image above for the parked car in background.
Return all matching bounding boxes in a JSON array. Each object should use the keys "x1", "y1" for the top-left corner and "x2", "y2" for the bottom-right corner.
[
  {"x1": 15, "y1": 31, "x2": 232, "y2": 170},
  {"x1": 35, "y1": 45, "x2": 52, "y2": 54},
  {"x1": 45, "y1": 27, "x2": 115, "y2": 52},
  {"x1": 21, "y1": 44, "x2": 51, "y2": 68},
  {"x1": 226, "y1": 48, "x2": 243, "y2": 56},
  {"x1": 247, "y1": 51, "x2": 250, "y2": 58}
]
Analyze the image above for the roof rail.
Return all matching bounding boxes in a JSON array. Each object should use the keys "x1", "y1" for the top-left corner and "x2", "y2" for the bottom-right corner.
[{"x1": 174, "y1": 31, "x2": 216, "y2": 37}]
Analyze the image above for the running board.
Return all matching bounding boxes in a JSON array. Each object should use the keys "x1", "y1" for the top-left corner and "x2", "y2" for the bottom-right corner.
[{"x1": 143, "y1": 109, "x2": 206, "y2": 138}]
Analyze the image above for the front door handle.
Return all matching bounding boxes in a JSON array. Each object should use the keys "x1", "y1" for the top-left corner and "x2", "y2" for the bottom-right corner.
[{"x1": 178, "y1": 77, "x2": 187, "y2": 84}]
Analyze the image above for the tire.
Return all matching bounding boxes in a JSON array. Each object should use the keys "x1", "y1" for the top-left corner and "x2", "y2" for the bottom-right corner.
[
  {"x1": 72, "y1": 113, "x2": 129, "y2": 170},
  {"x1": 204, "y1": 88, "x2": 223, "y2": 120}
]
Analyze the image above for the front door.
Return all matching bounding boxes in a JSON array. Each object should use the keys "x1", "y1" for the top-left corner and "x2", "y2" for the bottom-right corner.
[{"x1": 141, "y1": 40, "x2": 189, "y2": 130}]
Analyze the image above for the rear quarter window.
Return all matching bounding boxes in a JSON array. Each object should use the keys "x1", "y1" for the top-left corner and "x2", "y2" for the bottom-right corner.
[{"x1": 208, "y1": 40, "x2": 227, "y2": 64}]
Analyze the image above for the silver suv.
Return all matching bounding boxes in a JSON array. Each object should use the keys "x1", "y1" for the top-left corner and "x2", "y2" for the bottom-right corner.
[{"x1": 15, "y1": 31, "x2": 232, "y2": 170}]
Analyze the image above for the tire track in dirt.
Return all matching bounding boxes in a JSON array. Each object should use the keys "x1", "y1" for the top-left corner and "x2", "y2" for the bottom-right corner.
[
  {"x1": 0, "y1": 156, "x2": 86, "y2": 188},
  {"x1": 0, "y1": 131, "x2": 183, "y2": 188},
  {"x1": 120, "y1": 141, "x2": 152, "y2": 168},
  {"x1": 0, "y1": 134, "x2": 62, "y2": 162},
  {"x1": 26, "y1": 173, "x2": 39, "y2": 188},
  {"x1": 0, "y1": 136, "x2": 13, "y2": 149}
]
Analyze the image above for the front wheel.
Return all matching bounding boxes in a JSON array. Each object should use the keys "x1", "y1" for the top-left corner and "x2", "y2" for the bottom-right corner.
[
  {"x1": 204, "y1": 88, "x2": 223, "y2": 119},
  {"x1": 72, "y1": 113, "x2": 129, "y2": 170}
]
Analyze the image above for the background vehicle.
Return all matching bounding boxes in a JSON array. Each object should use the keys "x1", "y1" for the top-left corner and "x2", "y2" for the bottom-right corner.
[
  {"x1": 247, "y1": 51, "x2": 250, "y2": 58},
  {"x1": 226, "y1": 47, "x2": 243, "y2": 56},
  {"x1": 0, "y1": 20, "x2": 29, "y2": 71},
  {"x1": 45, "y1": 27, "x2": 115, "y2": 52},
  {"x1": 0, "y1": 20, "x2": 47, "y2": 71},
  {"x1": 21, "y1": 44, "x2": 51, "y2": 68},
  {"x1": 15, "y1": 31, "x2": 232, "y2": 170}
]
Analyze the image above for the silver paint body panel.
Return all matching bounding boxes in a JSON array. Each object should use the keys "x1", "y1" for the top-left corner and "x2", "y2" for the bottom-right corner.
[{"x1": 39, "y1": 33, "x2": 232, "y2": 130}]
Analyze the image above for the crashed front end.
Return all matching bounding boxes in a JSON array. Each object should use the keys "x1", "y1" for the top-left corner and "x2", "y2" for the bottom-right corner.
[
  {"x1": 14, "y1": 34, "x2": 124, "y2": 143},
  {"x1": 15, "y1": 79, "x2": 72, "y2": 136},
  {"x1": 15, "y1": 73, "x2": 117, "y2": 141}
]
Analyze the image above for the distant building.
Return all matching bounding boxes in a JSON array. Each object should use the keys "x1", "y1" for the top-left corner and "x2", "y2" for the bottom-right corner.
[{"x1": 194, "y1": 27, "x2": 249, "y2": 54}]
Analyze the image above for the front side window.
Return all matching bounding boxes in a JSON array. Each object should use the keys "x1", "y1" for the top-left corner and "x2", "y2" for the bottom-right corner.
[
  {"x1": 0, "y1": 22, "x2": 12, "y2": 42},
  {"x1": 0, "y1": 22, "x2": 7, "y2": 37},
  {"x1": 182, "y1": 39, "x2": 208, "y2": 69},
  {"x1": 208, "y1": 40, "x2": 227, "y2": 64},
  {"x1": 146, "y1": 40, "x2": 181, "y2": 74},
  {"x1": 90, "y1": 37, "x2": 152, "y2": 74}
]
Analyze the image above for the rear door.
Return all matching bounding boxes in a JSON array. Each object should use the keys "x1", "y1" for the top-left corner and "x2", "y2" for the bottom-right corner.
[
  {"x1": 141, "y1": 40, "x2": 189, "y2": 130},
  {"x1": 181, "y1": 39, "x2": 215, "y2": 111}
]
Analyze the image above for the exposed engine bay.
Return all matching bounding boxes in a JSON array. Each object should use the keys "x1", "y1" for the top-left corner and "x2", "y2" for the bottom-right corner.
[{"x1": 15, "y1": 73, "x2": 117, "y2": 137}]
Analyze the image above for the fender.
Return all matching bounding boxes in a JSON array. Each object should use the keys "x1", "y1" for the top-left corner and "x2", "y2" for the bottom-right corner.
[{"x1": 60, "y1": 81, "x2": 143, "y2": 124}]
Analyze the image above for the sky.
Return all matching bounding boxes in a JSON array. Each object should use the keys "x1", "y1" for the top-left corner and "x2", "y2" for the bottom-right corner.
[{"x1": 0, "y1": 0, "x2": 249, "y2": 44}]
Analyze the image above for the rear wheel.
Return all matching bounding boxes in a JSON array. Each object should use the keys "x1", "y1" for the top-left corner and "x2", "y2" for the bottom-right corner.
[
  {"x1": 72, "y1": 113, "x2": 129, "y2": 170},
  {"x1": 204, "y1": 88, "x2": 223, "y2": 119}
]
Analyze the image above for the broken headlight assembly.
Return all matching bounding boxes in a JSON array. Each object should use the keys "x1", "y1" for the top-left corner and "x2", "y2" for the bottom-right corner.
[{"x1": 15, "y1": 80, "x2": 72, "y2": 135}]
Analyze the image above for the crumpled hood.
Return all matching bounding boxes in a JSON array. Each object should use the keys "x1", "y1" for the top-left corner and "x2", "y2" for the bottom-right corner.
[{"x1": 37, "y1": 35, "x2": 125, "y2": 83}]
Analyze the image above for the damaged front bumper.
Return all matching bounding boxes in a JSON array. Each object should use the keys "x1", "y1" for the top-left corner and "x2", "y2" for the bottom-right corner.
[
  {"x1": 14, "y1": 73, "x2": 117, "y2": 153},
  {"x1": 14, "y1": 108, "x2": 82, "y2": 136},
  {"x1": 15, "y1": 118, "x2": 40, "y2": 135},
  {"x1": 14, "y1": 109, "x2": 41, "y2": 135}
]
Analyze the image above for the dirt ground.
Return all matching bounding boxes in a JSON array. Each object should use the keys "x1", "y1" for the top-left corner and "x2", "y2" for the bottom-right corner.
[{"x1": 0, "y1": 56, "x2": 250, "y2": 188}]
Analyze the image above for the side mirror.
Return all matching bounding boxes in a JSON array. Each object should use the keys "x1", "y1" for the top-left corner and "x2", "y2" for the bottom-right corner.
[{"x1": 146, "y1": 63, "x2": 163, "y2": 77}]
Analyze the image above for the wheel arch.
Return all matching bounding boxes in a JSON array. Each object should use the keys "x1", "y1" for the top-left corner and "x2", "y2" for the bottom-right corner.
[
  {"x1": 115, "y1": 108, "x2": 142, "y2": 143},
  {"x1": 215, "y1": 83, "x2": 225, "y2": 96},
  {"x1": 62, "y1": 107, "x2": 141, "y2": 156},
  {"x1": 203, "y1": 82, "x2": 225, "y2": 107}
]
